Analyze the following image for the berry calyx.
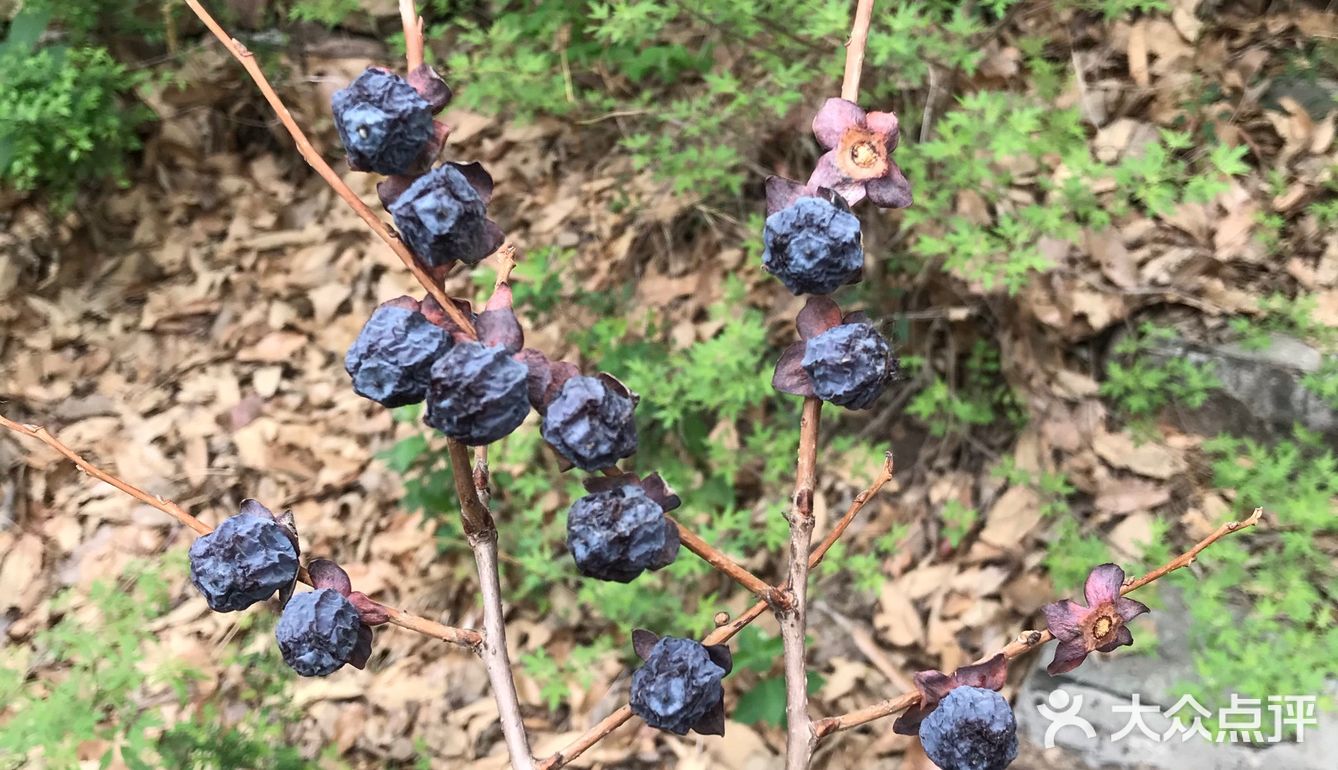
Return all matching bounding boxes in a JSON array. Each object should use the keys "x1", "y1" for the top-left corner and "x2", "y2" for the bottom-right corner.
[
  {"x1": 540, "y1": 375, "x2": 638, "y2": 471},
  {"x1": 345, "y1": 299, "x2": 453, "y2": 408},
  {"x1": 801, "y1": 321, "x2": 896, "y2": 409},
  {"x1": 762, "y1": 195, "x2": 863, "y2": 296},
  {"x1": 332, "y1": 68, "x2": 434, "y2": 175},
  {"x1": 567, "y1": 481, "x2": 679, "y2": 582},
  {"x1": 918, "y1": 686, "x2": 1018, "y2": 770},
  {"x1": 275, "y1": 588, "x2": 363, "y2": 677},
  {"x1": 188, "y1": 504, "x2": 299, "y2": 613},
  {"x1": 424, "y1": 340, "x2": 530, "y2": 446}
]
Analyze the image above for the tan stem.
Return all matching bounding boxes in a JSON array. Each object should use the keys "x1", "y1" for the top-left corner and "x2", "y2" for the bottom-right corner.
[
  {"x1": 180, "y1": 0, "x2": 476, "y2": 338},
  {"x1": 841, "y1": 0, "x2": 876, "y2": 102},
  {"x1": 538, "y1": 458, "x2": 895, "y2": 770},
  {"x1": 0, "y1": 415, "x2": 481, "y2": 649},
  {"x1": 810, "y1": 507, "x2": 1265, "y2": 738},
  {"x1": 398, "y1": 0, "x2": 424, "y2": 71},
  {"x1": 446, "y1": 438, "x2": 494, "y2": 536},
  {"x1": 780, "y1": 397, "x2": 821, "y2": 769},
  {"x1": 472, "y1": 530, "x2": 537, "y2": 769},
  {"x1": 671, "y1": 516, "x2": 775, "y2": 599}
]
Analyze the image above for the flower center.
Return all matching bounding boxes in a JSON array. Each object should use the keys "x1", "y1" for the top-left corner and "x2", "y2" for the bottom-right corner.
[
  {"x1": 834, "y1": 128, "x2": 889, "y2": 181},
  {"x1": 850, "y1": 140, "x2": 879, "y2": 168},
  {"x1": 1092, "y1": 614, "x2": 1115, "y2": 640}
]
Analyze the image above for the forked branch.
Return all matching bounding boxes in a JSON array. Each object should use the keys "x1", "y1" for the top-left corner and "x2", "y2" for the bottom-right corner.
[
  {"x1": 0, "y1": 414, "x2": 482, "y2": 650},
  {"x1": 809, "y1": 507, "x2": 1266, "y2": 738},
  {"x1": 180, "y1": 0, "x2": 476, "y2": 337}
]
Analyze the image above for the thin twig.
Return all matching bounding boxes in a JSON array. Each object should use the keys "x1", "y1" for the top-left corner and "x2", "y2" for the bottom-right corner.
[
  {"x1": 779, "y1": 397, "x2": 821, "y2": 769},
  {"x1": 0, "y1": 414, "x2": 482, "y2": 649},
  {"x1": 810, "y1": 507, "x2": 1266, "y2": 738},
  {"x1": 398, "y1": 0, "x2": 424, "y2": 72},
  {"x1": 670, "y1": 517, "x2": 775, "y2": 599},
  {"x1": 472, "y1": 531, "x2": 537, "y2": 770},
  {"x1": 446, "y1": 439, "x2": 494, "y2": 537},
  {"x1": 538, "y1": 460, "x2": 895, "y2": 770},
  {"x1": 841, "y1": 0, "x2": 876, "y2": 102},
  {"x1": 444, "y1": 438, "x2": 535, "y2": 768},
  {"x1": 180, "y1": 0, "x2": 476, "y2": 338}
]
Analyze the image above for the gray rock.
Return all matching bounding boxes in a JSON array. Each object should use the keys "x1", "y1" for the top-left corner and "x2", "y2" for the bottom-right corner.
[
  {"x1": 1014, "y1": 590, "x2": 1337, "y2": 770},
  {"x1": 1145, "y1": 333, "x2": 1337, "y2": 440}
]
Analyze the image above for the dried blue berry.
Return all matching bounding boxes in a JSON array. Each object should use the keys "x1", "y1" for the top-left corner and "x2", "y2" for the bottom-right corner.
[
  {"x1": 188, "y1": 512, "x2": 299, "y2": 612},
  {"x1": 541, "y1": 375, "x2": 637, "y2": 471},
  {"x1": 388, "y1": 164, "x2": 490, "y2": 268},
  {"x1": 275, "y1": 588, "x2": 362, "y2": 677},
  {"x1": 918, "y1": 686, "x2": 1018, "y2": 770},
  {"x1": 762, "y1": 196, "x2": 863, "y2": 295},
  {"x1": 424, "y1": 341, "x2": 530, "y2": 445},
  {"x1": 332, "y1": 68, "x2": 433, "y2": 175},
  {"x1": 801, "y1": 322, "x2": 895, "y2": 409},
  {"x1": 567, "y1": 484, "x2": 679, "y2": 582},
  {"x1": 345, "y1": 304, "x2": 453, "y2": 408},
  {"x1": 630, "y1": 636, "x2": 729, "y2": 736}
]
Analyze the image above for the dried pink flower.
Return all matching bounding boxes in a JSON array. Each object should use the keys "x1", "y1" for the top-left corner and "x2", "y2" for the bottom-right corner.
[
  {"x1": 1041, "y1": 563, "x2": 1150, "y2": 675},
  {"x1": 807, "y1": 97, "x2": 912, "y2": 209},
  {"x1": 892, "y1": 653, "x2": 1009, "y2": 735}
]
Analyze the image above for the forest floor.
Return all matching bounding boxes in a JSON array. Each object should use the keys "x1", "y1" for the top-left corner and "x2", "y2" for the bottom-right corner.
[{"x1": 1, "y1": 2, "x2": 1336, "y2": 769}]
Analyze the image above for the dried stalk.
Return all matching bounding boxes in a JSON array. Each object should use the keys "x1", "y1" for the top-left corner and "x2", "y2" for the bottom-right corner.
[
  {"x1": 445, "y1": 438, "x2": 536, "y2": 769},
  {"x1": 771, "y1": 1, "x2": 880, "y2": 763},
  {"x1": 779, "y1": 397, "x2": 821, "y2": 768},
  {"x1": 671, "y1": 517, "x2": 775, "y2": 599},
  {"x1": 398, "y1": 0, "x2": 425, "y2": 72},
  {"x1": 810, "y1": 507, "x2": 1266, "y2": 738},
  {"x1": 539, "y1": 457, "x2": 896, "y2": 770},
  {"x1": 841, "y1": 0, "x2": 876, "y2": 102},
  {"x1": 180, "y1": 0, "x2": 476, "y2": 337},
  {"x1": 0, "y1": 415, "x2": 482, "y2": 649}
]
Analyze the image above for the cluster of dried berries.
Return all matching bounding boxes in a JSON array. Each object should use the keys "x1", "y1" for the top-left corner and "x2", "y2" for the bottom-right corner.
[
  {"x1": 628, "y1": 630, "x2": 731, "y2": 736},
  {"x1": 187, "y1": 502, "x2": 388, "y2": 677},
  {"x1": 763, "y1": 97, "x2": 911, "y2": 411},
  {"x1": 895, "y1": 562, "x2": 1154, "y2": 769},
  {"x1": 566, "y1": 474, "x2": 681, "y2": 582},
  {"x1": 773, "y1": 296, "x2": 898, "y2": 410}
]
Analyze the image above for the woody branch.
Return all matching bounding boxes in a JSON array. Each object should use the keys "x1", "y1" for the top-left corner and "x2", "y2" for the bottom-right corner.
[{"x1": 810, "y1": 507, "x2": 1266, "y2": 738}]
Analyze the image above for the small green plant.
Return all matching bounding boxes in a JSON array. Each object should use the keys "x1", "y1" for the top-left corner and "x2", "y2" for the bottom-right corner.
[
  {"x1": 520, "y1": 642, "x2": 613, "y2": 713},
  {"x1": 1302, "y1": 357, "x2": 1338, "y2": 410},
  {"x1": 939, "y1": 499, "x2": 978, "y2": 548},
  {"x1": 0, "y1": 560, "x2": 309, "y2": 769},
  {"x1": 0, "y1": 8, "x2": 151, "y2": 207},
  {"x1": 1229, "y1": 293, "x2": 1338, "y2": 351},
  {"x1": 1101, "y1": 322, "x2": 1220, "y2": 422},
  {"x1": 905, "y1": 343, "x2": 1021, "y2": 437},
  {"x1": 1165, "y1": 428, "x2": 1338, "y2": 727},
  {"x1": 288, "y1": 0, "x2": 363, "y2": 26},
  {"x1": 730, "y1": 628, "x2": 823, "y2": 728},
  {"x1": 993, "y1": 458, "x2": 1074, "y2": 518}
]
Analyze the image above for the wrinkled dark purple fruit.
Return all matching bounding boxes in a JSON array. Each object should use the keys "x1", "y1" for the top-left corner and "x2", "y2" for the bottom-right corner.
[
  {"x1": 388, "y1": 164, "x2": 490, "y2": 268},
  {"x1": 424, "y1": 341, "x2": 530, "y2": 445},
  {"x1": 188, "y1": 512, "x2": 299, "y2": 612},
  {"x1": 275, "y1": 588, "x2": 362, "y2": 677},
  {"x1": 345, "y1": 304, "x2": 453, "y2": 408},
  {"x1": 630, "y1": 636, "x2": 729, "y2": 735},
  {"x1": 762, "y1": 196, "x2": 864, "y2": 295},
  {"x1": 567, "y1": 484, "x2": 679, "y2": 582},
  {"x1": 332, "y1": 68, "x2": 433, "y2": 175},
  {"x1": 540, "y1": 375, "x2": 638, "y2": 471},
  {"x1": 801, "y1": 322, "x2": 895, "y2": 409},
  {"x1": 918, "y1": 686, "x2": 1019, "y2": 770}
]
